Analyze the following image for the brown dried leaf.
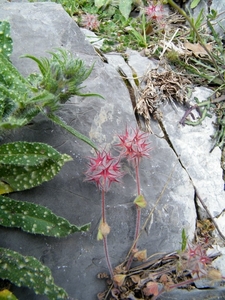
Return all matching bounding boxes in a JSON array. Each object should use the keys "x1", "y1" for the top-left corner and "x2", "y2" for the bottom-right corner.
[
  {"x1": 208, "y1": 268, "x2": 222, "y2": 282},
  {"x1": 97, "y1": 272, "x2": 109, "y2": 279},
  {"x1": 97, "y1": 291, "x2": 107, "y2": 300},
  {"x1": 184, "y1": 41, "x2": 212, "y2": 57},
  {"x1": 130, "y1": 274, "x2": 141, "y2": 284}
]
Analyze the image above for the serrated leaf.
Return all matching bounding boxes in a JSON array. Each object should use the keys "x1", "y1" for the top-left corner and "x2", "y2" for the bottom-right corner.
[
  {"x1": 0, "y1": 247, "x2": 67, "y2": 299},
  {"x1": 119, "y1": 0, "x2": 133, "y2": 19},
  {"x1": 190, "y1": 0, "x2": 201, "y2": 9},
  {"x1": 0, "y1": 21, "x2": 13, "y2": 58},
  {"x1": 0, "y1": 195, "x2": 90, "y2": 236},
  {"x1": 0, "y1": 289, "x2": 18, "y2": 300},
  {"x1": 0, "y1": 142, "x2": 72, "y2": 192}
]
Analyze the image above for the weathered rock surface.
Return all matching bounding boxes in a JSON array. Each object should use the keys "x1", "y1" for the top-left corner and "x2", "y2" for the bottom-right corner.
[
  {"x1": 184, "y1": 0, "x2": 225, "y2": 37},
  {"x1": 0, "y1": 2, "x2": 224, "y2": 299}
]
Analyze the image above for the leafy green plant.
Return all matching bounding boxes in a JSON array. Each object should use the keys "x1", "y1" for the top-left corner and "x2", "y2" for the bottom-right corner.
[
  {"x1": 190, "y1": 0, "x2": 201, "y2": 10},
  {"x1": 95, "y1": 0, "x2": 135, "y2": 20},
  {"x1": 188, "y1": 8, "x2": 204, "y2": 43},
  {"x1": 0, "y1": 20, "x2": 94, "y2": 299},
  {"x1": 0, "y1": 248, "x2": 68, "y2": 300},
  {"x1": 0, "y1": 45, "x2": 100, "y2": 148},
  {"x1": 0, "y1": 142, "x2": 72, "y2": 193}
]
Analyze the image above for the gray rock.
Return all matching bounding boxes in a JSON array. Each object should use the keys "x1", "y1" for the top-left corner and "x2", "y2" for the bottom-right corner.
[
  {"x1": 0, "y1": 2, "x2": 224, "y2": 300},
  {"x1": 80, "y1": 28, "x2": 104, "y2": 49},
  {"x1": 184, "y1": 0, "x2": 225, "y2": 37},
  {"x1": 161, "y1": 87, "x2": 225, "y2": 218}
]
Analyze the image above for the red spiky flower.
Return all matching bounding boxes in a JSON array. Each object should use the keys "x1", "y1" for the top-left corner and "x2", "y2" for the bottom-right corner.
[
  {"x1": 116, "y1": 127, "x2": 151, "y2": 166},
  {"x1": 85, "y1": 150, "x2": 123, "y2": 192},
  {"x1": 85, "y1": 150, "x2": 123, "y2": 279}
]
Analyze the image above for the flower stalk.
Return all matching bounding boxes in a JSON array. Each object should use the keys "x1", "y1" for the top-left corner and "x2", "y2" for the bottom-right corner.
[
  {"x1": 116, "y1": 127, "x2": 151, "y2": 269},
  {"x1": 85, "y1": 151, "x2": 123, "y2": 278}
]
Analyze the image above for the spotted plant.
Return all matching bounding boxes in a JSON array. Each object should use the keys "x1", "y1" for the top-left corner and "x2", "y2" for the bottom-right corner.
[
  {"x1": 0, "y1": 142, "x2": 73, "y2": 193},
  {"x1": 0, "y1": 21, "x2": 12, "y2": 58},
  {"x1": 0, "y1": 247, "x2": 68, "y2": 299},
  {"x1": 0, "y1": 195, "x2": 90, "y2": 237},
  {"x1": 0, "y1": 21, "x2": 94, "y2": 299},
  {"x1": 0, "y1": 21, "x2": 101, "y2": 148}
]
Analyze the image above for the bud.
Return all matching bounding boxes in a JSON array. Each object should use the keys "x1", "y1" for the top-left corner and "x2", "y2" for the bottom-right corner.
[
  {"x1": 134, "y1": 249, "x2": 147, "y2": 261},
  {"x1": 134, "y1": 194, "x2": 147, "y2": 208},
  {"x1": 113, "y1": 274, "x2": 126, "y2": 287},
  {"x1": 99, "y1": 221, "x2": 110, "y2": 237}
]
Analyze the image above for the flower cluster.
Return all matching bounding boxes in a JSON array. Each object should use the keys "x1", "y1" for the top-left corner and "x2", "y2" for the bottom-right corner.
[
  {"x1": 184, "y1": 243, "x2": 211, "y2": 276},
  {"x1": 85, "y1": 151, "x2": 123, "y2": 192},
  {"x1": 145, "y1": 1, "x2": 165, "y2": 23},
  {"x1": 116, "y1": 127, "x2": 151, "y2": 165},
  {"x1": 81, "y1": 13, "x2": 100, "y2": 31}
]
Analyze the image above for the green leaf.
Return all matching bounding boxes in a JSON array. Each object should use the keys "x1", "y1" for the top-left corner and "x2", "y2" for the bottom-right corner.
[
  {"x1": 0, "y1": 181, "x2": 13, "y2": 195},
  {"x1": 0, "y1": 142, "x2": 72, "y2": 192},
  {"x1": 181, "y1": 228, "x2": 187, "y2": 252},
  {"x1": 48, "y1": 113, "x2": 98, "y2": 150},
  {"x1": 0, "y1": 247, "x2": 68, "y2": 299},
  {"x1": 0, "y1": 21, "x2": 13, "y2": 59},
  {"x1": 119, "y1": 0, "x2": 133, "y2": 19},
  {"x1": 0, "y1": 53, "x2": 28, "y2": 90},
  {"x1": 0, "y1": 195, "x2": 90, "y2": 236},
  {"x1": 95, "y1": 0, "x2": 107, "y2": 8},
  {"x1": 0, "y1": 289, "x2": 18, "y2": 300},
  {"x1": 190, "y1": 0, "x2": 201, "y2": 9}
]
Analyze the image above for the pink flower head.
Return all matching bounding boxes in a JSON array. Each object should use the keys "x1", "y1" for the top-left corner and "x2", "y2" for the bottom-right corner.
[
  {"x1": 116, "y1": 127, "x2": 151, "y2": 165},
  {"x1": 81, "y1": 13, "x2": 100, "y2": 31},
  {"x1": 145, "y1": 2, "x2": 164, "y2": 22},
  {"x1": 85, "y1": 151, "x2": 123, "y2": 192},
  {"x1": 185, "y1": 243, "x2": 211, "y2": 277}
]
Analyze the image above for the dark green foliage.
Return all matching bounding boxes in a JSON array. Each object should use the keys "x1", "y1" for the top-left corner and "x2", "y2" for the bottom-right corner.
[
  {"x1": 0, "y1": 21, "x2": 13, "y2": 58},
  {"x1": 24, "y1": 49, "x2": 98, "y2": 104},
  {"x1": 0, "y1": 142, "x2": 72, "y2": 191},
  {"x1": 0, "y1": 21, "x2": 94, "y2": 299},
  {"x1": 0, "y1": 248, "x2": 68, "y2": 299},
  {"x1": 0, "y1": 21, "x2": 99, "y2": 148},
  {"x1": 0, "y1": 195, "x2": 90, "y2": 236}
]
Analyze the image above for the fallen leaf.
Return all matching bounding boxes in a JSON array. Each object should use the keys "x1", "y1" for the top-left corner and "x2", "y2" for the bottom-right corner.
[
  {"x1": 184, "y1": 41, "x2": 212, "y2": 57},
  {"x1": 130, "y1": 274, "x2": 141, "y2": 284}
]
